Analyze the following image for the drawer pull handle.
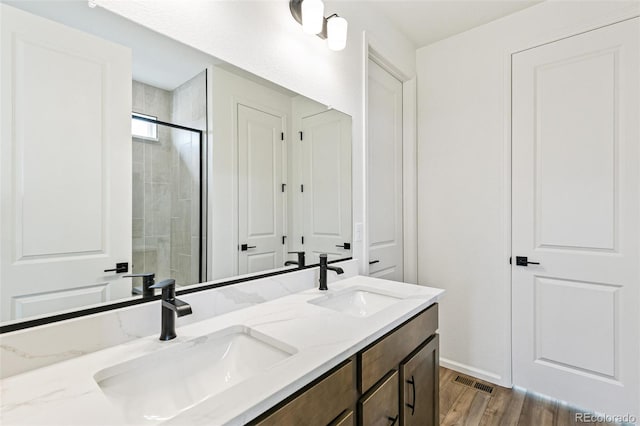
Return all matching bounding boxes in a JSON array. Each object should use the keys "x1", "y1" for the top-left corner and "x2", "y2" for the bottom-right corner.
[
  {"x1": 406, "y1": 375, "x2": 416, "y2": 415},
  {"x1": 387, "y1": 415, "x2": 398, "y2": 425}
]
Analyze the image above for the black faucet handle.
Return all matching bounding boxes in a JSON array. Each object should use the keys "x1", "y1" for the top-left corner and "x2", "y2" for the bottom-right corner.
[
  {"x1": 123, "y1": 273, "x2": 155, "y2": 278},
  {"x1": 149, "y1": 279, "x2": 176, "y2": 289},
  {"x1": 124, "y1": 273, "x2": 156, "y2": 298},
  {"x1": 288, "y1": 251, "x2": 306, "y2": 267}
]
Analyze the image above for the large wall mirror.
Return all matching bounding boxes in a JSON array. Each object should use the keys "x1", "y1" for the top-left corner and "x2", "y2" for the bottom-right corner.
[{"x1": 0, "y1": 1, "x2": 353, "y2": 327}]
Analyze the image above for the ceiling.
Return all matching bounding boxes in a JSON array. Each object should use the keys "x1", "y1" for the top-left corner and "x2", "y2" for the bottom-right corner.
[
  {"x1": 5, "y1": 0, "x2": 544, "y2": 87},
  {"x1": 3, "y1": 0, "x2": 218, "y2": 91},
  {"x1": 369, "y1": 0, "x2": 544, "y2": 48},
  {"x1": 4, "y1": 0, "x2": 306, "y2": 96}
]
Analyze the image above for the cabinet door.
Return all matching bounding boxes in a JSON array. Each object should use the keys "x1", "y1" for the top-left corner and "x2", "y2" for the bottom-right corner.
[
  {"x1": 359, "y1": 371, "x2": 399, "y2": 426},
  {"x1": 400, "y1": 335, "x2": 439, "y2": 426}
]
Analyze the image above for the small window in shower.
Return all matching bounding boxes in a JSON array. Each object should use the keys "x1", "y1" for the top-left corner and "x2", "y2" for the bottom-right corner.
[{"x1": 132, "y1": 113, "x2": 158, "y2": 140}]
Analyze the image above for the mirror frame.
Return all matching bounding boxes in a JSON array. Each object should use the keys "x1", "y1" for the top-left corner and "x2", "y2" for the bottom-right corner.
[{"x1": 0, "y1": 257, "x2": 351, "y2": 333}]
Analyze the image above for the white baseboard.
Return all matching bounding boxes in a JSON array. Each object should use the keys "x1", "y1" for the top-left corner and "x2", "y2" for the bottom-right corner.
[{"x1": 440, "y1": 357, "x2": 510, "y2": 387}]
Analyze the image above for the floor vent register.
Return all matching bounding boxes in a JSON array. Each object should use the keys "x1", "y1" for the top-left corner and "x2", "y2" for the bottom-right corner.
[{"x1": 453, "y1": 374, "x2": 495, "y2": 394}]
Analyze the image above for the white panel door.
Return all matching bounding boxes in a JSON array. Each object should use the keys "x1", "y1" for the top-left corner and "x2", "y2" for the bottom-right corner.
[
  {"x1": 368, "y1": 59, "x2": 403, "y2": 281},
  {"x1": 0, "y1": 5, "x2": 132, "y2": 321},
  {"x1": 301, "y1": 110, "x2": 352, "y2": 264},
  {"x1": 237, "y1": 104, "x2": 285, "y2": 274},
  {"x1": 512, "y1": 18, "x2": 639, "y2": 417}
]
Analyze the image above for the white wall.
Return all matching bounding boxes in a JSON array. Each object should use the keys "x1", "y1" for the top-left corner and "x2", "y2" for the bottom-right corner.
[
  {"x1": 94, "y1": 0, "x2": 417, "y2": 275},
  {"x1": 416, "y1": 1, "x2": 640, "y2": 386}
]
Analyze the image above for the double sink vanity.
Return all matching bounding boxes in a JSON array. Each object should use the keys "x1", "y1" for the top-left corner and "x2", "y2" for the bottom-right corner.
[{"x1": 0, "y1": 270, "x2": 443, "y2": 426}]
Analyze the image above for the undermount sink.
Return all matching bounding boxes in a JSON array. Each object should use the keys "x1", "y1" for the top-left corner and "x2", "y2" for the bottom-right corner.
[
  {"x1": 309, "y1": 287, "x2": 402, "y2": 318},
  {"x1": 94, "y1": 326, "x2": 296, "y2": 424}
]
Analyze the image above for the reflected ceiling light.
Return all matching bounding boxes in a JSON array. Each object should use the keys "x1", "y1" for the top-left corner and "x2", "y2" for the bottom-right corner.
[
  {"x1": 289, "y1": 0, "x2": 348, "y2": 51},
  {"x1": 327, "y1": 15, "x2": 348, "y2": 51}
]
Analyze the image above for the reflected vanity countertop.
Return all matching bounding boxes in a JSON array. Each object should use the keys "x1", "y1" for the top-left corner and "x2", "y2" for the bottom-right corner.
[{"x1": 0, "y1": 275, "x2": 444, "y2": 426}]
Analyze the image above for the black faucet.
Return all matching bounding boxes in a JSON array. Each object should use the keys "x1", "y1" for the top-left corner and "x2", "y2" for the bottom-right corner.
[
  {"x1": 123, "y1": 272, "x2": 156, "y2": 298},
  {"x1": 149, "y1": 279, "x2": 192, "y2": 341},
  {"x1": 319, "y1": 254, "x2": 344, "y2": 291},
  {"x1": 285, "y1": 251, "x2": 306, "y2": 268}
]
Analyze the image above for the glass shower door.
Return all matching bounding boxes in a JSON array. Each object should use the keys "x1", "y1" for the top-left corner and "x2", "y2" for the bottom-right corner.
[{"x1": 131, "y1": 114, "x2": 204, "y2": 290}]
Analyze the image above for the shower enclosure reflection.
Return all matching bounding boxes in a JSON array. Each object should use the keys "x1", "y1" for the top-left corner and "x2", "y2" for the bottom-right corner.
[
  {"x1": 131, "y1": 116, "x2": 203, "y2": 289},
  {"x1": 131, "y1": 75, "x2": 206, "y2": 289}
]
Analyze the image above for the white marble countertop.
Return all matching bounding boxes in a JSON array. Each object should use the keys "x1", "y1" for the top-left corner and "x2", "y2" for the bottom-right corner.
[{"x1": 0, "y1": 276, "x2": 444, "y2": 426}]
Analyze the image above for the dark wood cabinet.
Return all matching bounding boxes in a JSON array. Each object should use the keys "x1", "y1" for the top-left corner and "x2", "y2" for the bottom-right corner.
[
  {"x1": 400, "y1": 335, "x2": 439, "y2": 426},
  {"x1": 358, "y1": 304, "x2": 439, "y2": 426}
]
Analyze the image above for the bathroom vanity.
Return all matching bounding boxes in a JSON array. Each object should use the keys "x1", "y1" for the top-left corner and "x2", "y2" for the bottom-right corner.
[{"x1": 0, "y1": 275, "x2": 443, "y2": 425}]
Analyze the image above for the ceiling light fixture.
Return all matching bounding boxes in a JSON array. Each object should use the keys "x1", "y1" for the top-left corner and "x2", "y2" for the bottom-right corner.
[
  {"x1": 289, "y1": 0, "x2": 348, "y2": 51},
  {"x1": 301, "y1": 0, "x2": 324, "y2": 35},
  {"x1": 327, "y1": 14, "x2": 348, "y2": 51}
]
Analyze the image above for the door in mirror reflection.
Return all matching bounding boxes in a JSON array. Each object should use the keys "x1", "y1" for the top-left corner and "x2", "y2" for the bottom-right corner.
[
  {"x1": 237, "y1": 104, "x2": 285, "y2": 274},
  {"x1": 301, "y1": 110, "x2": 352, "y2": 265},
  {"x1": 0, "y1": 5, "x2": 132, "y2": 322}
]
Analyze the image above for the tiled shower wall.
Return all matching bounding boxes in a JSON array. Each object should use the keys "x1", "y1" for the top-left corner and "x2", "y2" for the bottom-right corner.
[
  {"x1": 131, "y1": 70, "x2": 206, "y2": 286},
  {"x1": 170, "y1": 72, "x2": 206, "y2": 286}
]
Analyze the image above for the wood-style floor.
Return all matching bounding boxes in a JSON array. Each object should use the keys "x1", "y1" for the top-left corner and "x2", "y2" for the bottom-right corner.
[{"x1": 439, "y1": 367, "x2": 621, "y2": 426}]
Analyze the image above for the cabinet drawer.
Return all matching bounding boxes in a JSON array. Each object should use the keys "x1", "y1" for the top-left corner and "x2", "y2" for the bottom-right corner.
[
  {"x1": 255, "y1": 360, "x2": 354, "y2": 426},
  {"x1": 359, "y1": 304, "x2": 438, "y2": 392},
  {"x1": 359, "y1": 371, "x2": 399, "y2": 426}
]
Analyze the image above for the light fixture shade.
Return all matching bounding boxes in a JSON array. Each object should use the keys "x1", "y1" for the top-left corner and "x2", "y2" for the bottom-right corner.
[
  {"x1": 302, "y1": 0, "x2": 324, "y2": 35},
  {"x1": 327, "y1": 15, "x2": 348, "y2": 51}
]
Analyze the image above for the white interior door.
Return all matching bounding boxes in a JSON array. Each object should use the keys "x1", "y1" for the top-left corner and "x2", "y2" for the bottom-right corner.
[
  {"x1": 0, "y1": 5, "x2": 132, "y2": 322},
  {"x1": 301, "y1": 110, "x2": 352, "y2": 265},
  {"x1": 237, "y1": 104, "x2": 285, "y2": 274},
  {"x1": 512, "y1": 18, "x2": 639, "y2": 417},
  {"x1": 368, "y1": 58, "x2": 403, "y2": 281}
]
